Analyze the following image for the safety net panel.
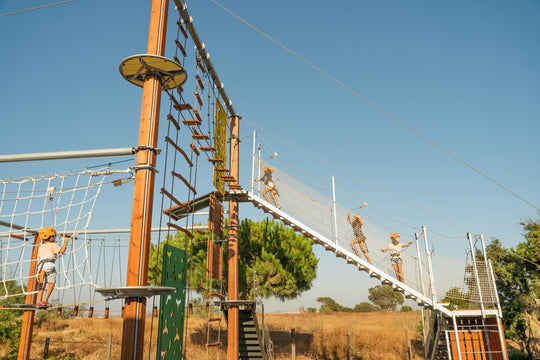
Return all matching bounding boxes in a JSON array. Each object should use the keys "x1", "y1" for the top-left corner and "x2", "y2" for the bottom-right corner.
[{"x1": 0, "y1": 166, "x2": 130, "y2": 300}]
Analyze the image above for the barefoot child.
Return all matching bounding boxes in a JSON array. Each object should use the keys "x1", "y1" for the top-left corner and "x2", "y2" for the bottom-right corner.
[
  {"x1": 347, "y1": 205, "x2": 371, "y2": 264},
  {"x1": 250, "y1": 165, "x2": 280, "y2": 209},
  {"x1": 381, "y1": 233, "x2": 413, "y2": 283}
]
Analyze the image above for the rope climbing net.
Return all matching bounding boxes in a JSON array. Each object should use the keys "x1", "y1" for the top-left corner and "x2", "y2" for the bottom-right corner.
[
  {"x1": 0, "y1": 166, "x2": 132, "y2": 300},
  {"x1": 252, "y1": 154, "x2": 498, "y2": 310}
]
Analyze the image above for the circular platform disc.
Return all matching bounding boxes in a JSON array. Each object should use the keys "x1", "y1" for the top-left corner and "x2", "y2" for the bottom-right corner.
[
  {"x1": 95, "y1": 285, "x2": 177, "y2": 299},
  {"x1": 119, "y1": 54, "x2": 187, "y2": 90}
]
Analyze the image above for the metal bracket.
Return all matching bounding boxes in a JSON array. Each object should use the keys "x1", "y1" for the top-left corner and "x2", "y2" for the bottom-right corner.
[
  {"x1": 134, "y1": 145, "x2": 162, "y2": 155},
  {"x1": 130, "y1": 164, "x2": 159, "y2": 173}
]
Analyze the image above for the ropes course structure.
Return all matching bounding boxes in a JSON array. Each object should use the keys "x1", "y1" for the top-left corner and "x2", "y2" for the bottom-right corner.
[
  {"x1": 0, "y1": 166, "x2": 132, "y2": 300},
  {"x1": 244, "y1": 148, "x2": 508, "y2": 359},
  {"x1": 249, "y1": 150, "x2": 500, "y2": 310},
  {"x1": 1, "y1": 0, "x2": 512, "y2": 359}
]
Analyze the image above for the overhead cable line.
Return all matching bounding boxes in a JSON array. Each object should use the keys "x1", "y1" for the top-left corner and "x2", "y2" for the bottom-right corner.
[
  {"x1": 209, "y1": 0, "x2": 539, "y2": 213},
  {"x1": 506, "y1": 250, "x2": 540, "y2": 270},
  {"x1": 336, "y1": 180, "x2": 464, "y2": 239},
  {"x1": 258, "y1": 135, "x2": 331, "y2": 183},
  {"x1": 243, "y1": 117, "x2": 468, "y2": 233},
  {"x1": 0, "y1": 0, "x2": 76, "y2": 17},
  {"x1": 335, "y1": 188, "x2": 417, "y2": 232}
]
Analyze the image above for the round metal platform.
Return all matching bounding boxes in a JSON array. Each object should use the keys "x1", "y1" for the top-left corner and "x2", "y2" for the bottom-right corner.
[
  {"x1": 119, "y1": 54, "x2": 187, "y2": 90},
  {"x1": 95, "y1": 286, "x2": 177, "y2": 300}
]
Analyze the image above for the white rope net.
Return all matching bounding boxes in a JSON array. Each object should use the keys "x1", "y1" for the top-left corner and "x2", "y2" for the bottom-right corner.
[
  {"x1": 0, "y1": 166, "x2": 129, "y2": 301},
  {"x1": 251, "y1": 156, "x2": 498, "y2": 309}
]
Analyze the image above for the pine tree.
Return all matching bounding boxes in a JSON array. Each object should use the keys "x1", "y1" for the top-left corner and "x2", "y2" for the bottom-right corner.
[
  {"x1": 148, "y1": 218, "x2": 319, "y2": 301},
  {"x1": 486, "y1": 217, "x2": 540, "y2": 358}
]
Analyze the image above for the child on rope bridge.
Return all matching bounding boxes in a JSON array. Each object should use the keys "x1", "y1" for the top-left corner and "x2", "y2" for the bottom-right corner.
[
  {"x1": 347, "y1": 205, "x2": 372, "y2": 264},
  {"x1": 250, "y1": 165, "x2": 280, "y2": 209},
  {"x1": 35, "y1": 227, "x2": 70, "y2": 308},
  {"x1": 380, "y1": 233, "x2": 413, "y2": 283}
]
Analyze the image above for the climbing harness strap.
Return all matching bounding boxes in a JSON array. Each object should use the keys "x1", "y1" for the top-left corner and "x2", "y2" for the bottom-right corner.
[{"x1": 36, "y1": 258, "x2": 56, "y2": 290}]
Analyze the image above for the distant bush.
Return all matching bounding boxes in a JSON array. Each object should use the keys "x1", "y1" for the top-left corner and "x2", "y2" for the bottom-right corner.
[
  {"x1": 353, "y1": 302, "x2": 376, "y2": 312},
  {"x1": 401, "y1": 306, "x2": 412, "y2": 312}
]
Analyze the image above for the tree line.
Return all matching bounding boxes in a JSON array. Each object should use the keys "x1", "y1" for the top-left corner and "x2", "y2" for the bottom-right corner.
[
  {"x1": 483, "y1": 218, "x2": 540, "y2": 358},
  {"x1": 311, "y1": 284, "x2": 412, "y2": 313}
]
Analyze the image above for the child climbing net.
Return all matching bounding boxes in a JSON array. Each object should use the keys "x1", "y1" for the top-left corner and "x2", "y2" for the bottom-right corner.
[{"x1": 0, "y1": 166, "x2": 131, "y2": 301}]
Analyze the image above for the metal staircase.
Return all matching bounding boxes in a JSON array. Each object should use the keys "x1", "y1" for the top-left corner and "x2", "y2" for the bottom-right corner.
[
  {"x1": 239, "y1": 309, "x2": 263, "y2": 360},
  {"x1": 425, "y1": 311, "x2": 450, "y2": 360},
  {"x1": 229, "y1": 189, "x2": 509, "y2": 360},
  {"x1": 232, "y1": 190, "x2": 451, "y2": 316},
  {"x1": 221, "y1": 301, "x2": 273, "y2": 360}
]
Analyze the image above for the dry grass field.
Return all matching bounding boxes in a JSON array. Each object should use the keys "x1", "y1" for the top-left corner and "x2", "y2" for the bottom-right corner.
[{"x1": 12, "y1": 311, "x2": 423, "y2": 360}]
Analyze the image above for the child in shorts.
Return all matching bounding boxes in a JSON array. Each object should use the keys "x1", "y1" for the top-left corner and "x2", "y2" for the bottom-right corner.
[
  {"x1": 381, "y1": 233, "x2": 413, "y2": 283},
  {"x1": 36, "y1": 227, "x2": 69, "y2": 308}
]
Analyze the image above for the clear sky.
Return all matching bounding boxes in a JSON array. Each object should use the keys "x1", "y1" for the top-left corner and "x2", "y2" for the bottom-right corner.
[{"x1": 1, "y1": 0, "x2": 539, "y2": 312}]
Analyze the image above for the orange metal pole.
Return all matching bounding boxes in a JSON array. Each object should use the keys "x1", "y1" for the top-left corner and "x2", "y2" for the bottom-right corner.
[
  {"x1": 227, "y1": 115, "x2": 241, "y2": 360},
  {"x1": 120, "y1": 0, "x2": 169, "y2": 359},
  {"x1": 17, "y1": 234, "x2": 39, "y2": 360}
]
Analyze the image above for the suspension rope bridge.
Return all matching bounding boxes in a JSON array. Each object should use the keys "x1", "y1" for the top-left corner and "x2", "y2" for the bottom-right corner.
[{"x1": 241, "y1": 156, "x2": 500, "y2": 317}]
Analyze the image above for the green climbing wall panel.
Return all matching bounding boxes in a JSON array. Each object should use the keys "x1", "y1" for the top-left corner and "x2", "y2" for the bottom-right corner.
[{"x1": 156, "y1": 244, "x2": 187, "y2": 360}]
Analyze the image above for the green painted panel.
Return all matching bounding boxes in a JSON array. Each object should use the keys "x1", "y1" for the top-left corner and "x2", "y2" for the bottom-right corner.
[{"x1": 156, "y1": 244, "x2": 187, "y2": 359}]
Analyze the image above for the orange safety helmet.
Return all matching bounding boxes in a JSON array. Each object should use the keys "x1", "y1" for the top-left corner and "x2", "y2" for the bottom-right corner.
[
  {"x1": 266, "y1": 167, "x2": 273, "y2": 172},
  {"x1": 38, "y1": 227, "x2": 56, "y2": 241},
  {"x1": 390, "y1": 233, "x2": 400, "y2": 240}
]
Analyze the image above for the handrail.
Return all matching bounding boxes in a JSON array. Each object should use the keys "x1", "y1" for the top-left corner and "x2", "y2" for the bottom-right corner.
[{"x1": 253, "y1": 300, "x2": 274, "y2": 360}]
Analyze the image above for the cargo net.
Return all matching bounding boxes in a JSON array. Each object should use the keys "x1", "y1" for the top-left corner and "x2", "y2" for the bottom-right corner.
[
  {"x1": 434, "y1": 257, "x2": 499, "y2": 309},
  {"x1": 0, "y1": 166, "x2": 131, "y2": 300},
  {"x1": 251, "y1": 156, "x2": 499, "y2": 309}
]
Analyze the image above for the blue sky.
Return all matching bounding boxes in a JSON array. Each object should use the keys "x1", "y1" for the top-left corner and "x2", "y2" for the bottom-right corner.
[{"x1": 1, "y1": 0, "x2": 539, "y2": 312}]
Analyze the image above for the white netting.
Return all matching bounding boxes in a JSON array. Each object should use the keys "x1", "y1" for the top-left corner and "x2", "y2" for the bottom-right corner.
[
  {"x1": 0, "y1": 166, "x2": 130, "y2": 300},
  {"x1": 251, "y1": 155, "x2": 499, "y2": 309}
]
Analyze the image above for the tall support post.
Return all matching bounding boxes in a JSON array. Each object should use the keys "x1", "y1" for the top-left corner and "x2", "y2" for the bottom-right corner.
[
  {"x1": 415, "y1": 232, "x2": 427, "y2": 296},
  {"x1": 442, "y1": 316, "x2": 452, "y2": 360},
  {"x1": 495, "y1": 316, "x2": 509, "y2": 360},
  {"x1": 488, "y1": 260, "x2": 504, "y2": 318},
  {"x1": 467, "y1": 232, "x2": 485, "y2": 316},
  {"x1": 121, "y1": 0, "x2": 169, "y2": 359},
  {"x1": 17, "y1": 234, "x2": 39, "y2": 360},
  {"x1": 452, "y1": 315, "x2": 463, "y2": 360},
  {"x1": 478, "y1": 234, "x2": 496, "y2": 306},
  {"x1": 251, "y1": 131, "x2": 257, "y2": 194},
  {"x1": 469, "y1": 233, "x2": 496, "y2": 359},
  {"x1": 422, "y1": 226, "x2": 437, "y2": 305},
  {"x1": 486, "y1": 244, "x2": 508, "y2": 360},
  {"x1": 331, "y1": 175, "x2": 339, "y2": 248},
  {"x1": 257, "y1": 144, "x2": 262, "y2": 194},
  {"x1": 228, "y1": 114, "x2": 241, "y2": 360},
  {"x1": 415, "y1": 232, "x2": 428, "y2": 357},
  {"x1": 479, "y1": 234, "x2": 497, "y2": 360}
]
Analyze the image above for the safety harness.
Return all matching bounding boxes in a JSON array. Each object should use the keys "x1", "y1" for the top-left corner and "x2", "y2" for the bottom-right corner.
[{"x1": 36, "y1": 258, "x2": 56, "y2": 290}]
